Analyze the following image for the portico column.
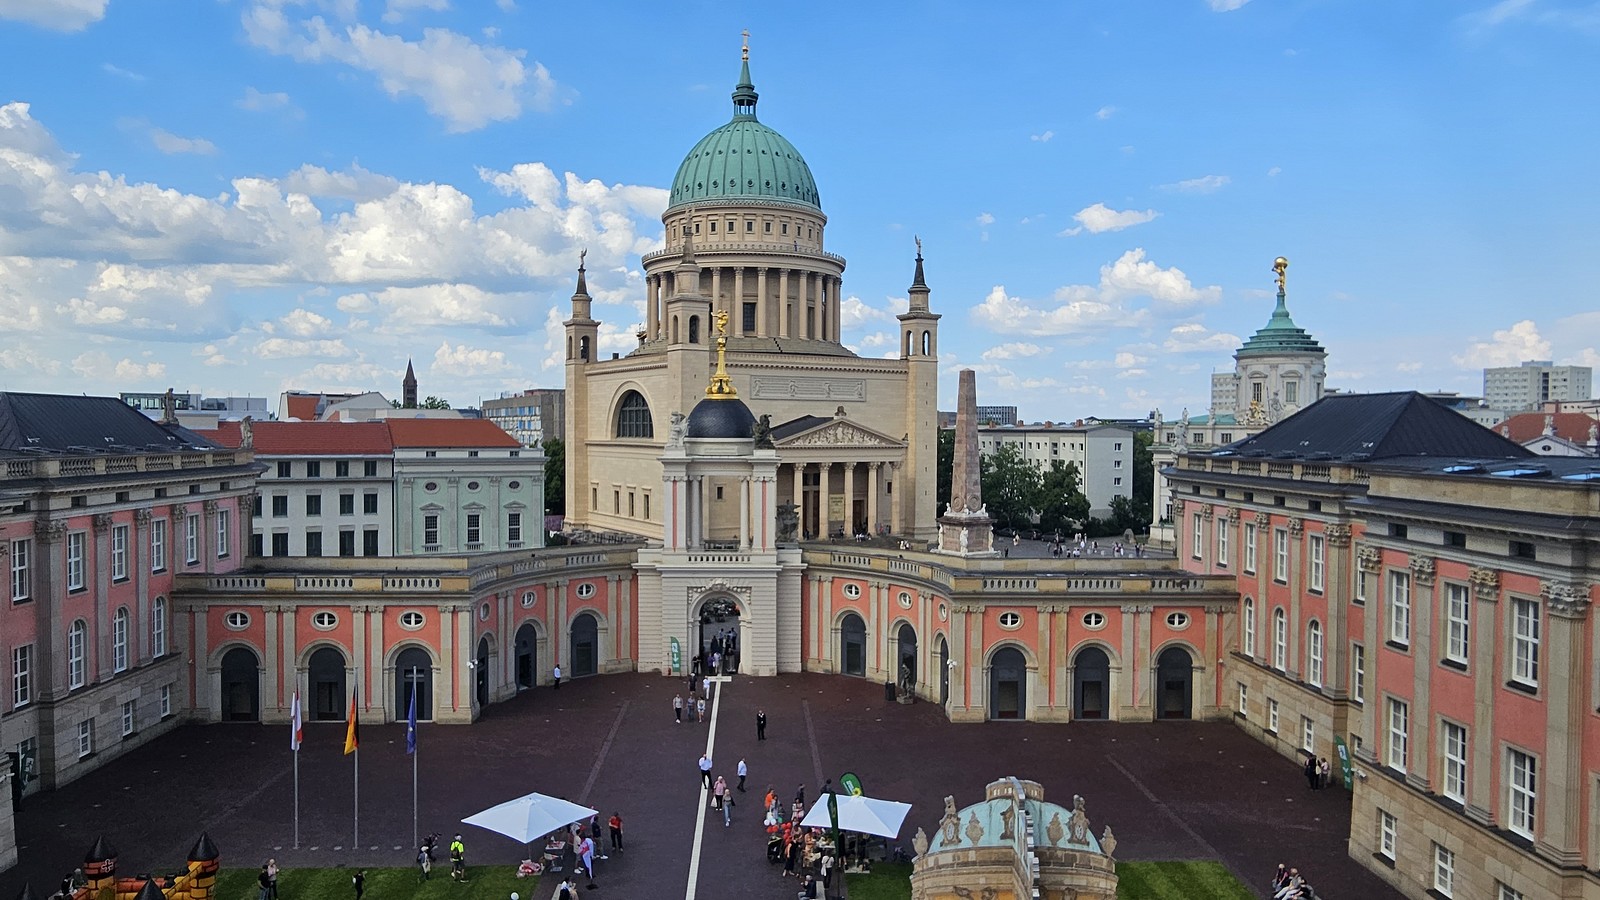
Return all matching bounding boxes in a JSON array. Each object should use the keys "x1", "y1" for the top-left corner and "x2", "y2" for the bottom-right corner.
[
  {"x1": 778, "y1": 269, "x2": 791, "y2": 338},
  {"x1": 1465, "y1": 567, "x2": 1498, "y2": 825},
  {"x1": 888, "y1": 462, "x2": 901, "y2": 535},
  {"x1": 844, "y1": 462, "x2": 857, "y2": 534},
  {"x1": 756, "y1": 268, "x2": 770, "y2": 337},
  {"x1": 830, "y1": 276, "x2": 841, "y2": 341},
  {"x1": 819, "y1": 462, "x2": 831, "y2": 538},
  {"x1": 867, "y1": 463, "x2": 880, "y2": 535},
  {"x1": 648, "y1": 275, "x2": 660, "y2": 340},
  {"x1": 800, "y1": 273, "x2": 813, "y2": 340},
  {"x1": 791, "y1": 464, "x2": 805, "y2": 538},
  {"x1": 739, "y1": 477, "x2": 750, "y2": 549},
  {"x1": 733, "y1": 267, "x2": 746, "y2": 335}
]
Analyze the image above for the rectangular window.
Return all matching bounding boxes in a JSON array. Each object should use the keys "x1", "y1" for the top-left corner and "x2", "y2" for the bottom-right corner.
[
  {"x1": 216, "y1": 509, "x2": 230, "y2": 558},
  {"x1": 10, "y1": 538, "x2": 31, "y2": 602},
  {"x1": 1243, "y1": 600, "x2": 1256, "y2": 657},
  {"x1": 1273, "y1": 528, "x2": 1288, "y2": 583},
  {"x1": 1272, "y1": 610, "x2": 1287, "y2": 669},
  {"x1": 1378, "y1": 809, "x2": 1397, "y2": 860},
  {"x1": 271, "y1": 532, "x2": 289, "y2": 556},
  {"x1": 67, "y1": 622, "x2": 85, "y2": 688},
  {"x1": 305, "y1": 493, "x2": 322, "y2": 516},
  {"x1": 77, "y1": 719, "x2": 94, "y2": 758},
  {"x1": 252, "y1": 494, "x2": 262, "y2": 518},
  {"x1": 339, "y1": 494, "x2": 355, "y2": 515},
  {"x1": 1388, "y1": 571, "x2": 1412, "y2": 646},
  {"x1": 1268, "y1": 698, "x2": 1279, "y2": 732},
  {"x1": 339, "y1": 530, "x2": 356, "y2": 557},
  {"x1": 466, "y1": 513, "x2": 482, "y2": 545},
  {"x1": 151, "y1": 520, "x2": 166, "y2": 572},
  {"x1": 362, "y1": 529, "x2": 379, "y2": 557},
  {"x1": 1442, "y1": 721, "x2": 1467, "y2": 803},
  {"x1": 160, "y1": 684, "x2": 172, "y2": 717},
  {"x1": 1508, "y1": 748, "x2": 1537, "y2": 838},
  {"x1": 1237, "y1": 682, "x2": 1248, "y2": 715},
  {"x1": 112, "y1": 611, "x2": 128, "y2": 672},
  {"x1": 364, "y1": 460, "x2": 379, "y2": 477},
  {"x1": 1387, "y1": 698, "x2": 1409, "y2": 773},
  {"x1": 1497, "y1": 884, "x2": 1524, "y2": 900},
  {"x1": 1217, "y1": 524, "x2": 1229, "y2": 567},
  {"x1": 121, "y1": 699, "x2": 136, "y2": 737},
  {"x1": 306, "y1": 460, "x2": 321, "y2": 478},
  {"x1": 1355, "y1": 568, "x2": 1368, "y2": 605},
  {"x1": 1285, "y1": 381, "x2": 1299, "y2": 404},
  {"x1": 1432, "y1": 843, "x2": 1454, "y2": 897},
  {"x1": 363, "y1": 492, "x2": 379, "y2": 514},
  {"x1": 305, "y1": 530, "x2": 322, "y2": 557},
  {"x1": 1308, "y1": 534, "x2": 1325, "y2": 592},
  {"x1": 1191, "y1": 514, "x2": 1203, "y2": 559},
  {"x1": 66, "y1": 531, "x2": 86, "y2": 591},
  {"x1": 152, "y1": 598, "x2": 167, "y2": 657},
  {"x1": 11, "y1": 644, "x2": 31, "y2": 708},
  {"x1": 424, "y1": 515, "x2": 440, "y2": 547},
  {"x1": 1301, "y1": 716, "x2": 1315, "y2": 752},
  {"x1": 1511, "y1": 598, "x2": 1540, "y2": 688},
  {"x1": 508, "y1": 512, "x2": 522, "y2": 543},
  {"x1": 185, "y1": 514, "x2": 199, "y2": 563},
  {"x1": 591, "y1": 486, "x2": 597, "y2": 511},
  {"x1": 276, "y1": 461, "x2": 291, "y2": 478},
  {"x1": 1307, "y1": 622, "x2": 1324, "y2": 686},
  {"x1": 250, "y1": 533, "x2": 264, "y2": 556},
  {"x1": 336, "y1": 460, "x2": 350, "y2": 477},
  {"x1": 1352, "y1": 642, "x2": 1366, "y2": 703},
  {"x1": 1445, "y1": 583, "x2": 1470, "y2": 665},
  {"x1": 111, "y1": 524, "x2": 129, "y2": 581},
  {"x1": 271, "y1": 495, "x2": 289, "y2": 517}
]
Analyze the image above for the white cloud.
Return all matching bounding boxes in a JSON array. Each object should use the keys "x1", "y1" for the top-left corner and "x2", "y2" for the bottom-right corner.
[
  {"x1": 383, "y1": 0, "x2": 448, "y2": 23},
  {"x1": 1113, "y1": 351, "x2": 1149, "y2": 368},
  {"x1": 840, "y1": 295, "x2": 892, "y2": 329},
  {"x1": 1095, "y1": 105, "x2": 1116, "y2": 120},
  {"x1": 1208, "y1": 0, "x2": 1251, "y2": 10},
  {"x1": 972, "y1": 249, "x2": 1218, "y2": 337},
  {"x1": 982, "y1": 342, "x2": 1048, "y2": 361},
  {"x1": 432, "y1": 339, "x2": 512, "y2": 375},
  {"x1": 0, "y1": 0, "x2": 108, "y2": 31},
  {"x1": 257, "y1": 337, "x2": 351, "y2": 359},
  {"x1": 1454, "y1": 319, "x2": 1550, "y2": 367},
  {"x1": 975, "y1": 212, "x2": 995, "y2": 226},
  {"x1": 335, "y1": 283, "x2": 524, "y2": 330},
  {"x1": 237, "y1": 87, "x2": 303, "y2": 119},
  {"x1": 280, "y1": 162, "x2": 400, "y2": 202},
  {"x1": 1163, "y1": 323, "x2": 1241, "y2": 353},
  {"x1": 71, "y1": 351, "x2": 166, "y2": 382},
  {"x1": 1163, "y1": 174, "x2": 1230, "y2": 193},
  {"x1": 277, "y1": 307, "x2": 333, "y2": 337},
  {"x1": 1030, "y1": 130, "x2": 1054, "y2": 143},
  {"x1": 1059, "y1": 202, "x2": 1158, "y2": 236},
  {"x1": 149, "y1": 126, "x2": 217, "y2": 156},
  {"x1": 242, "y1": 2, "x2": 558, "y2": 132},
  {"x1": 1267, "y1": 165, "x2": 1282, "y2": 177},
  {"x1": 102, "y1": 63, "x2": 144, "y2": 81},
  {"x1": 1396, "y1": 361, "x2": 1423, "y2": 373}
]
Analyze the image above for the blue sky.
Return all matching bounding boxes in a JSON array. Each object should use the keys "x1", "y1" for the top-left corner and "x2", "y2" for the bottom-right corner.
[{"x1": 0, "y1": 0, "x2": 1597, "y2": 419}]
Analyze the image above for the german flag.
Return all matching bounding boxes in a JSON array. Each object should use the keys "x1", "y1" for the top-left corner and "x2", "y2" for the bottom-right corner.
[{"x1": 343, "y1": 687, "x2": 359, "y2": 754}]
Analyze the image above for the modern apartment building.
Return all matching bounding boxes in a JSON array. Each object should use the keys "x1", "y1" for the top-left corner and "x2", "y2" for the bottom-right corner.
[
  {"x1": 976, "y1": 422, "x2": 1134, "y2": 517},
  {"x1": 481, "y1": 388, "x2": 565, "y2": 446},
  {"x1": 1484, "y1": 360, "x2": 1592, "y2": 412}
]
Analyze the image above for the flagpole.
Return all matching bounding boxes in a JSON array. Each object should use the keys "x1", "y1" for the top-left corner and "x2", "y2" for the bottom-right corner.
[
  {"x1": 354, "y1": 744, "x2": 360, "y2": 850},
  {"x1": 410, "y1": 673, "x2": 419, "y2": 851},
  {"x1": 293, "y1": 746, "x2": 300, "y2": 849}
]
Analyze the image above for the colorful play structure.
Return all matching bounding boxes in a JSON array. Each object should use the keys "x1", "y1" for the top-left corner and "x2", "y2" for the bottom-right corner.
[{"x1": 17, "y1": 834, "x2": 220, "y2": 900}]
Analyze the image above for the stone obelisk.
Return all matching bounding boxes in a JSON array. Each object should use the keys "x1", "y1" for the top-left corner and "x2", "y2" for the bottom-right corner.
[{"x1": 937, "y1": 369, "x2": 997, "y2": 556}]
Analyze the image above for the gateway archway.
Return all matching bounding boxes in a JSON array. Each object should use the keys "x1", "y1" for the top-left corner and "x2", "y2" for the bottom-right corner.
[
  {"x1": 1073, "y1": 646, "x2": 1111, "y2": 720},
  {"x1": 989, "y1": 646, "x2": 1027, "y2": 720},
  {"x1": 515, "y1": 622, "x2": 539, "y2": 690},
  {"x1": 308, "y1": 646, "x2": 347, "y2": 721},
  {"x1": 1157, "y1": 645, "x2": 1194, "y2": 719},
  {"x1": 394, "y1": 646, "x2": 433, "y2": 721},
  {"x1": 220, "y1": 646, "x2": 260, "y2": 722},
  {"x1": 696, "y1": 595, "x2": 742, "y2": 675}
]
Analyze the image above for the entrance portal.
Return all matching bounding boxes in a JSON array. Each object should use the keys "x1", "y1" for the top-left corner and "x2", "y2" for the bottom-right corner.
[
  {"x1": 308, "y1": 647, "x2": 347, "y2": 720},
  {"x1": 896, "y1": 624, "x2": 918, "y2": 692},
  {"x1": 394, "y1": 647, "x2": 433, "y2": 721},
  {"x1": 570, "y1": 613, "x2": 598, "y2": 677},
  {"x1": 1157, "y1": 646, "x2": 1194, "y2": 719},
  {"x1": 697, "y1": 596, "x2": 741, "y2": 675},
  {"x1": 989, "y1": 647, "x2": 1026, "y2": 720},
  {"x1": 475, "y1": 637, "x2": 490, "y2": 707},
  {"x1": 1073, "y1": 646, "x2": 1110, "y2": 720},
  {"x1": 938, "y1": 636, "x2": 950, "y2": 706},
  {"x1": 220, "y1": 646, "x2": 260, "y2": 722},
  {"x1": 515, "y1": 622, "x2": 539, "y2": 690},
  {"x1": 839, "y1": 613, "x2": 866, "y2": 677}
]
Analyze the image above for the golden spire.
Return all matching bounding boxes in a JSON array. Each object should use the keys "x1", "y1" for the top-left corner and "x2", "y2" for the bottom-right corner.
[
  {"x1": 741, "y1": 29, "x2": 750, "y2": 61},
  {"x1": 1273, "y1": 256, "x2": 1288, "y2": 294},
  {"x1": 705, "y1": 309, "x2": 737, "y2": 398}
]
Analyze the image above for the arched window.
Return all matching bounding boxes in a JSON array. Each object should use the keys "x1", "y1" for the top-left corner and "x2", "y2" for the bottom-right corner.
[
  {"x1": 67, "y1": 619, "x2": 87, "y2": 689},
  {"x1": 112, "y1": 607, "x2": 130, "y2": 673},
  {"x1": 1272, "y1": 608, "x2": 1287, "y2": 670},
  {"x1": 1242, "y1": 598, "x2": 1256, "y2": 658},
  {"x1": 615, "y1": 391, "x2": 654, "y2": 439},
  {"x1": 921, "y1": 330, "x2": 932, "y2": 355},
  {"x1": 578, "y1": 335, "x2": 590, "y2": 361},
  {"x1": 152, "y1": 597, "x2": 168, "y2": 657},
  {"x1": 1307, "y1": 620, "x2": 1324, "y2": 687},
  {"x1": 689, "y1": 315, "x2": 700, "y2": 344}
]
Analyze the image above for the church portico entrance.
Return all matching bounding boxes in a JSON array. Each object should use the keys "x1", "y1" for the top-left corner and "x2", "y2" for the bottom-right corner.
[{"x1": 696, "y1": 595, "x2": 743, "y2": 674}]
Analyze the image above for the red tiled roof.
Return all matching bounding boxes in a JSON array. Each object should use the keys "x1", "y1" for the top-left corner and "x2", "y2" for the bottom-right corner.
[
  {"x1": 193, "y1": 421, "x2": 393, "y2": 455},
  {"x1": 1492, "y1": 412, "x2": 1598, "y2": 443},
  {"x1": 386, "y1": 418, "x2": 520, "y2": 448},
  {"x1": 285, "y1": 395, "x2": 320, "y2": 421}
]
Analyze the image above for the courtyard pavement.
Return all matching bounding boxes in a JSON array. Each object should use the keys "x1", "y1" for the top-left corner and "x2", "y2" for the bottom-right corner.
[{"x1": 2, "y1": 672, "x2": 1399, "y2": 899}]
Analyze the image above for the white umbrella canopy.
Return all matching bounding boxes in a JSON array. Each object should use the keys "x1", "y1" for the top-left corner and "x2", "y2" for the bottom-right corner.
[
  {"x1": 461, "y1": 792, "x2": 599, "y2": 845},
  {"x1": 799, "y1": 793, "x2": 913, "y2": 839}
]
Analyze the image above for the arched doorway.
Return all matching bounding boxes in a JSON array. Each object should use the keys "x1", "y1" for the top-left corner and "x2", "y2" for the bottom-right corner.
[
  {"x1": 839, "y1": 613, "x2": 866, "y2": 677},
  {"x1": 308, "y1": 646, "x2": 347, "y2": 720},
  {"x1": 475, "y1": 637, "x2": 490, "y2": 707},
  {"x1": 937, "y1": 636, "x2": 950, "y2": 706},
  {"x1": 1073, "y1": 646, "x2": 1111, "y2": 720},
  {"x1": 989, "y1": 647, "x2": 1026, "y2": 720},
  {"x1": 1157, "y1": 646, "x2": 1194, "y2": 719},
  {"x1": 697, "y1": 596, "x2": 741, "y2": 674},
  {"x1": 220, "y1": 647, "x2": 260, "y2": 722},
  {"x1": 394, "y1": 647, "x2": 433, "y2": 721},
  {"x1": 570, "y1": 613, "x2": 598, "y2": 678},
  {"x1": 896, "y1": 624, "x2": 918, "y2": 692},
  {"x1": 515, "y1": 623, "x2": 539, "y2": 690}
]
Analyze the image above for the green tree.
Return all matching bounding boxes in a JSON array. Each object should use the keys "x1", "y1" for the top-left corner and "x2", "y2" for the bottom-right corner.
[
  {"x1": 936, "y1": 429, "x2": 954, "y2": 513},
  {"x1": 390, "y1": 396, "x2": 452, "y2": 409},
  {"x1": 1130, "y1": 430, "x2": 1155, "y2": 525},
  {"x1": 979, "y1": 443, "x2": 1041, "y2": 533},
  {"x1": 1036, "y1": 459, "x2": 1091, "y2": 533},
  {"x1": 541, "y1": 437, "x2": 565, "y2": 516},
  {"x1": 1107, "y1": 494, "x2": 1144, "y2": 535}
]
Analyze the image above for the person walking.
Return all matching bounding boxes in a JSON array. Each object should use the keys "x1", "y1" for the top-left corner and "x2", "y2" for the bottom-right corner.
[
  {"x1": 578, "y1": 834, "x2": 597, "y2": 889},
  {"x1": 449, "y1": 833, "x2": 468, "y2": 881},
  {"x1": 702, "y1": 674, "x2": 712, "y2": 699},
  {"x1": 265, "y1": 860, "x2": 279, "y2": 900},
  {"x1": 756, "y1": 708, "x2": 767, "y2": 740},
  {"x1": 737, "y1": 757, "x2": 748, "y2": 792},
  {"x1": 713, "y1": 775, "x2": 727, "y2": 812},
  {"x1": 1303, "y1": 755, "x2": 1319, "y2": 790},
  {"x1": 257, "y1": 866, "x2": 272, "y2": 900},
  {"x1": 608, "y1": 811, "x2": 623, "y2": 853},
  {"x1": 1320, "y1": 757, "x2": 1332, "y2": 789},
  {"x1": 552, "y1": 664, "x2": 562, "y2": 690},
  {"x1": 699, "y1": 753, "x2": 714, "y2": 787},
  {"x1": 722, "y1": 786, "x2": 734, "y2": 827},
  {"x1": 416, "y1": 843, "x2": 432, "y2": 881},
  {"x1": 696, "y1": 696, "x2": 707, "y2": 723},
  {"x1": 673, "y1": 694, "x2": 683, "y2": 723},
  {"x1": 351, "y1": 872, "x2": 365, "y2": 900}
]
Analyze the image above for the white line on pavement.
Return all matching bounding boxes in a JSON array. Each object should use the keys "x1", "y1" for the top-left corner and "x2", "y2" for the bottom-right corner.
[{"x1": 684, "y1": 675, "x2": 731, "y2": 900}]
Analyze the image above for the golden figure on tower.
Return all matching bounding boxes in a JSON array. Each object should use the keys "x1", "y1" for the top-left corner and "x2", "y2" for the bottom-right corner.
[
  {"x1": 706, "y1": 308, "x2": 737, "y2": 398},
  {"x1": 1273, "y1": 256, "x2": 1288, "y2": 293}
]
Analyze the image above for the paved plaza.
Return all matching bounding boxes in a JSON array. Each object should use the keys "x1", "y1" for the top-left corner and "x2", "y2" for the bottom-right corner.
[{"x1": 2, "y1": 673, "x2": 1399, "y2": 899}]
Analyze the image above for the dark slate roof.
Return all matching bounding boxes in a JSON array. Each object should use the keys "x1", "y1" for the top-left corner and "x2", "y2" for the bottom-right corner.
[
  {"x1": 685, "y1": 396, "x2": 757, "y2": 439},
  {"x1": 0, "y1": 393, "x2": 217, "y2": 455},
  {"x1": 768, "y1": 415, "x2": 830, "y2": 442},
  {"x1": 1216, "y1": 392, "x2": 1532, "y2": 462}
]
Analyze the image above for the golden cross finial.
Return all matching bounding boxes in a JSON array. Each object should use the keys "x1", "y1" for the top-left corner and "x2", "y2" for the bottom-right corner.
[{"x1": 741, "y1": 29, "x2": 750, "y2": 61}]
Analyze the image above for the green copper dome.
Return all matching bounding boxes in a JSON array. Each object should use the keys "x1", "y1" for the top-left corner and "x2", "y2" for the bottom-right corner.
[
  {"x1": 1237, "y1": 288, "x2": 1325, "y2": 357},
  {"x1": 667, "y1": 56, "x2": 821, "y2": 212}
]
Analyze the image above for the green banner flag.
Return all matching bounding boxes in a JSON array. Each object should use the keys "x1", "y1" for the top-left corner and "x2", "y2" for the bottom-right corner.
[
  {"x1": 839, "y1": 772, "x2": 864, "y2": 797},
  {"x1": 1334, "y1": 735, "x2": 1354, "y2": 790},
  {"x1": 670, "y1": 637, "x2": 682, "y2": 675}
]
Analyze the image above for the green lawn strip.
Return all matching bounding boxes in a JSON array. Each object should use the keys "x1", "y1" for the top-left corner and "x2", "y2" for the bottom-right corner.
[
  {"x1": 842, "y1": 862, "x2": 912, "y2": 900},
  {"x1": 1115, "y1": 860, "x2": 1254, "y2": 900},
  {"x1": 215, "y1": 866, "x2": 540, "y2": 900}
]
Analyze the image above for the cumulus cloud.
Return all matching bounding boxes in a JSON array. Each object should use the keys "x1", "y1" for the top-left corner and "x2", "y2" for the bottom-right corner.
[
  {"x1": 275, "y1": 307, "x2": 334, "y2": 337},
  {"x1": 102, "y1": 63, "x2": 145, "y2": 81},
  {"x1": 149, "y1": 126, "x2": 218, "y2": 155},
  {"x1": 242, "y1": 1, "x2": 558, "y2": 132},
  {"x1": 1059, "y1": 202, "x2": 1158, "y2": 236},
  {"x1": 236, "y1": 87, "x2": 303, "y2": 119},
  {"x1": 1114, "y1": 351, "x2": 1149, "y2": 368},
  {"x1": 840, "y1": 295, "x2": 892, "y2": 329},
  {"x1": 0, "y1": 0, "x2": 109, "y2": 31},
  {"x1": 981, "y1": 342, "x2": 1048, "y2": 361},
  {"x1": 1163, "y1": 323, "x2": 1241, "y2": 353},
  {"x1": 280, "y1": 162, "x2": 400, "y2": 201},
  {"x1": 975, "y1": 212, "x2": 995, "y2": 226},
  {"x1": 1208, "y1": 0, "x2": 1251, "y2": 10},
  {"x1": 256, "y1": 337, "x2": 351, "y2": 359},
  {"x1": 433, "y1": 339, "x2": 513, "y2": 375},
  {"x1": 1030, "y1": 130, "x2": 1054, "y2": 143},
  {"x1": 1163, "y1": 174, "x2": 1231, "y2": 193},
  {"x1": 383, "y1": 0, "x2": 448, "y2": 23},
  {"x1": 973, "y1": 249, "x2": 1218, "y2": 337},
  {"x1": 71, "y1": 351, "x2": 166, "y2": 382},
  {"x1": 1454, "y1": 319, "x2": 1550, "y2": 367},
  {"x1": 1095, "y1": 105, "x2": 1116, "y2": 120}
]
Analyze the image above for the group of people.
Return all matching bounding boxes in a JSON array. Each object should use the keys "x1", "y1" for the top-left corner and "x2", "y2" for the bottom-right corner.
[
  {"x1": 763, "y1": 783, "x2": 846, "y2": 897},
  {"x1": 1271, "y1": 863, "x2": 1316, "y2": 899},
  {"x1": 1303, "y1": 754, "x2": 1334, "y2": 789},
  {"x1": 695, "y1": 629, "x2": 740, "y2": 676}
]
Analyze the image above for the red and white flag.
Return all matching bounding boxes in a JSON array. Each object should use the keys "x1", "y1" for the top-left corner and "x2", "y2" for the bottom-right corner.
[{"x1": 290, "y1": 690, "x2": 303, "y2": 752}]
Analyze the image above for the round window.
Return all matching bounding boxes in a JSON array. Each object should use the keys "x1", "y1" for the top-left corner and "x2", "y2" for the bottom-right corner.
[
  {"x1": 1082, "y1": 612, "x2": 1107, "y2": 630},
  {"x1": 521, "y1": 591, "x2": 536, "y2": 608},
  {"x1": 467, "y1": 481, "x2": 481, "y2": 491},
  {"x1": 938, "y1": 603, "x2": 948, "y2": 622},
  {"x1": 897, "y1": 591, "x2": 912, "y2": 609},
  {"x1": 999, "y1": 611, "x2": 1022, "y2": 630},
  {"x1": 224, "y1": 611, "x2": 249, "y2": 630},
  {"x1": 509, "y1": 481, "x2": 521, "y2": 490},
  {"x1": 842, "y1": 583, "x2": 861, "y2": 600},
  {"x1": 478, "y1": 602, "x2": 491, "y2": 621},
  {"x1": 424, "y1": 481, "x2": 438, "y2": 492},
  {"x1": 399, "y1": 611, "x2": 425, "y2": 630},
  {"x1": 1167, "y1": 612, "x2": 1191, "y2": 629},
  {"x1": 312, "y1": 611, "x2": 337, "y2": 630},
  {"x1": 576, "y1": 583, "x2": 596, "y2": 599}
]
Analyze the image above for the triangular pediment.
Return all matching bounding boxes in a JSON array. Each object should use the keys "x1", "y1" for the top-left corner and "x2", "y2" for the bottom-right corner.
[{"x1": 775, "y1": 418, "x2": 904, "y2": 449}]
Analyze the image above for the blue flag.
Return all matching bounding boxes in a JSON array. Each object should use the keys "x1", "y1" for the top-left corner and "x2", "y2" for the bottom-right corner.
[{"x1": 405, "y1": 686, "x2": 417, "y2": 755}]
